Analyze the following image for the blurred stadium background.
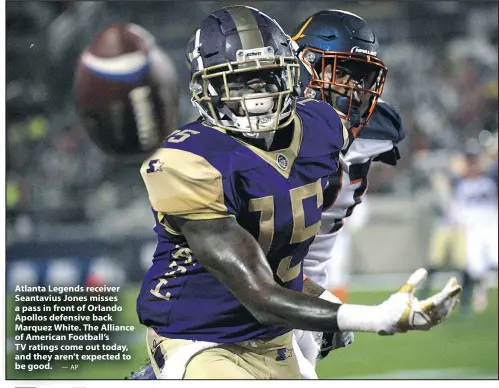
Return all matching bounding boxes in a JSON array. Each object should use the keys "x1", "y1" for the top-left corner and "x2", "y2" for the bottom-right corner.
[{"x1": 5, "y1": 0, "x2": 498, "y2": 380}]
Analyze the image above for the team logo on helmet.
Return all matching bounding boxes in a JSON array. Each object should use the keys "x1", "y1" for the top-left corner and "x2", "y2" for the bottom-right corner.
[{"x1": 276, "y1": 153, "x2": 289, "y2": 170}]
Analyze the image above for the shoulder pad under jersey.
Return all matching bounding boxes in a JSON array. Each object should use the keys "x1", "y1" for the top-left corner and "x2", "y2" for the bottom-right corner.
[
  {"x1": 140, "y1": 120, "x2": 240, "y2": 221},
  {"x1": 358, "y1": 99, "x2": 405, "y2": 144}
]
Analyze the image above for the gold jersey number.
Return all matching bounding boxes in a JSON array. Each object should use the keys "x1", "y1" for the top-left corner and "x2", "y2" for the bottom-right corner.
[{"x1": 249, "y1": 179, "x2": 323, "y2": 283}]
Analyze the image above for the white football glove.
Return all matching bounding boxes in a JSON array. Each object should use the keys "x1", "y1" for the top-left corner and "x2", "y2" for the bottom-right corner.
[
  {"x1": 338, "y1": 268, "x2": 462, "y2": 334},
  {"x1": 375, "y1": 268, "x2": 462, "y2": 335}
]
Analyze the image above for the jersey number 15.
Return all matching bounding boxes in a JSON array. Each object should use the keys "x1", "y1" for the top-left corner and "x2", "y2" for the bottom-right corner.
[{"x1": 249, "y1": 179, "x2": 323, "y2": 283}]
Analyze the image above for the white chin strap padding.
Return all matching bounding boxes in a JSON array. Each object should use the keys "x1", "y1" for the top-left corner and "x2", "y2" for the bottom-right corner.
[{"x1": 243, "y1": 97, "x2": 274, "y2": 114}]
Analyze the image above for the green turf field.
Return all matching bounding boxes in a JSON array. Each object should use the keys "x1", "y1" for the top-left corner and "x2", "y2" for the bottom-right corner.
[{"x1": 7, "y1": 287, "x2": 498, "y2": 379}]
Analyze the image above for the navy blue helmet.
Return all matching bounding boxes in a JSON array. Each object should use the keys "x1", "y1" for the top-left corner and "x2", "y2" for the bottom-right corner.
[
  {"x1": 186, "y1": 5, "x2": 300, "y2": 134},
  {"x1": 291, "y1": 10, "x2": 387, "y2": 134}
]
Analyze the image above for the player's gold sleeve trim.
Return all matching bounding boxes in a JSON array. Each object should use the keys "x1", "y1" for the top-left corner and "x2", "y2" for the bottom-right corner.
[
  {"x1": 157, "y1": 212, "x2": 182, "y2": 235},
  {"x1": 141, "y1": 148, "x2": 232, "y2": 220}
]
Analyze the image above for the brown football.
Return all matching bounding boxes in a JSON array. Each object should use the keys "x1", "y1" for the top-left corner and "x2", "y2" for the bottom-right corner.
[{"x1": 74, "y1": 23, "x2": 179, "y2": 157}]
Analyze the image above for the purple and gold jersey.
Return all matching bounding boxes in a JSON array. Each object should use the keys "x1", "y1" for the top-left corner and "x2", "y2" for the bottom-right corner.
[{"x1": 137, "y1": 98, "x2": 347, "y2": 343}]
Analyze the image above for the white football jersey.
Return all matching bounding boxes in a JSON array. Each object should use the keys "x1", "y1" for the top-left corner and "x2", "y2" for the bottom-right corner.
[
  {"x1": 319, "y1": 137, "x2": 394, "y2": 234},
  {"x1": 304, "y1": 100, "x2": 405, "y2": 286}
]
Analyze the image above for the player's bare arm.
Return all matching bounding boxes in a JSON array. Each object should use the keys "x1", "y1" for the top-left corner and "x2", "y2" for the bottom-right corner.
[
  {"x1": 171, "y1": 215, "x2": 462, "y2": 335},
  {"x1": 172, "y1": 215, "x2": 344, "y2": 332},
  {"x1": 302, "y1": 277, "x2": 326, "y2": 297}
]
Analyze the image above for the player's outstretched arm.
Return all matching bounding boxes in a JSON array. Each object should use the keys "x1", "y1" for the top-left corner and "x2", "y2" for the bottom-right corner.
[
  {"x1": 173, "y1": 216, "x2": 462, "y2": 335},
  {"x1": 338, "y1": 268, "x2": 462, "y2": 335},
  {"x1": 174, "y1": 215, "x2": 343, "y2": 333}
]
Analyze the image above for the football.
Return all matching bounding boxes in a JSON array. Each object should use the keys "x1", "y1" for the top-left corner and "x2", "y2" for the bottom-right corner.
[{"x1": 74, "y1": 23, "x2": 179, "y2": 157}]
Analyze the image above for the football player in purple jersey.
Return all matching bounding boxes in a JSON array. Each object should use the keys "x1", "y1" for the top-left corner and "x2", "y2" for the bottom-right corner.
[{"x1": 133, "y1": 5, "x2": 461, "y2": 379}]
